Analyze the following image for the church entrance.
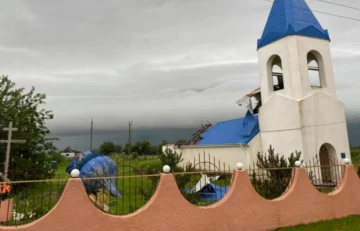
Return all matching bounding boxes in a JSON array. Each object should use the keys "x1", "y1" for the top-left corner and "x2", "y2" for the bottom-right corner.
[{"x1": 319, "y1": 144, "x2": 336, "y2": 183}]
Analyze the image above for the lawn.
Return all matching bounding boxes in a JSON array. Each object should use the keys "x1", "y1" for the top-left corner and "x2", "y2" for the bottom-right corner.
[{"x1": 274, "y1": 215, "x2": 360, "y2": 231}]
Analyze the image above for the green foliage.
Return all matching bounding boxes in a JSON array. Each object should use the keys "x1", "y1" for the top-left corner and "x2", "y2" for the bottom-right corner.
[
  {"x1": 96, "y1": 189, "x2": 111, "y2": 206},
  {"x1": 175, "y1": 139, "x2": 187, "y2": 145},
  {"x1": 251, "y1": 145, "x2": 302, "y2": 199},
  {"x1": 114, "y1": 145, "x2": 122, "y2": 153},
  {"x1": 99, "y1": 141, "x2": 116, "y2": 155},
  {"x1": 275, "y1": 215, "x2": 360, "y2": 231},
  {"x1": 131, "y1": 152, "x2": 138, "y2": 160},
  {"x1": 158, "y1": 140, "x2": 168, "y2": 155},
  {"x1": 159, "y1": 148, "x2": 183, "y2": 172},
  {"x1": 48, "y1": 152, "x2": 66, "y2": 164},
  {"x1": 132, "y1": 141, "x2": 151, "y2": 155},
  {"x1": 0, "y1": 75, "x2": 57, "y2": 181}
]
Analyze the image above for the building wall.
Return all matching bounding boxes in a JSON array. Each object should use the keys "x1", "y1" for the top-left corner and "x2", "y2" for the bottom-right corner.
[
  {"x1": 258, "y1": 94, "x2": 305, "y2": 158},
  {"x1": 162, "y1": 134, "x2": 263, "y2": 170},
  {"x1": 257, "y1": 35, "x2": 350, "y2": 163},
  {"x1": 4, "y1": 165, "x2": 360, "y2": 231},
  {"x1": 176, "y1": 144, "x2": 249, "y2": 171},
  {"x1": 257, "y1": 36, "x2": 336, "y2": 103},
  {"x1": 301, "y1": 91, "x2": 351, "y2": 161}
]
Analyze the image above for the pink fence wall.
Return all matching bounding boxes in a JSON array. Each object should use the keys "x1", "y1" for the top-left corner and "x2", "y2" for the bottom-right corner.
[{"x1": 1, "y1": 165, "x2": 360, "y2": 231}]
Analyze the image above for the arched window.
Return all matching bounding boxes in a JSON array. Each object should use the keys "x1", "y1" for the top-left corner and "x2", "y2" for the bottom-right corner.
[
  {"x1": 307, "y1": 52, "x2": 321, "y2": 88},
  {"x1": 270, "y1": 55, "x2": 284, "y2": 92}
]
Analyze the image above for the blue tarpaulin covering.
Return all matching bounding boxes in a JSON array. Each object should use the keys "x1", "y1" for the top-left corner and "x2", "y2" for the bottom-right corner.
[
  {"x1": 66, "y1": 151, "x2": 121, "y2": 197},
  {"x1": 197, "y1": 111, "x2": 260, "y2": 145},
  {"x1": 257, "y1": 0, "x2": 330, "y2": 49},
  {"x1": 184, "y1": 184, "x2": 229, "y2": 202}
]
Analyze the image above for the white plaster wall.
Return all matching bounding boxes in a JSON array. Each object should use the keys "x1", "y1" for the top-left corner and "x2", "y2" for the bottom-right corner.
[
  {"x1": 296, "y1": 36, "x2": 337, "y2": 97},
  {"x1": 257, "y1": 35, "x2": 350, "y2": 164},
  {"x1": 248, "y1": 134, "x2": 263, "y2": 167},
  {"x1": 257, "y1": 36, "x2": 336, "y2": 103},
  {"x1": 176, "y1": 145, "x2": 249, "y2": 171},
  {"x1": 301, "y1": 92, "x2": 351, "y2": 161},
  {"x1": 260, "y1": 130, "x2": 304, "y2": 159},
  {"x1": 258, "y1": 95, "x2": 301, "y2": 132}
]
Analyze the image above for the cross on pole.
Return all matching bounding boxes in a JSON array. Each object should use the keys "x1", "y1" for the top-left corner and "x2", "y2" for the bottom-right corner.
[{"x1": 0, "y1": 122, "x2": 26, "y2": 182}]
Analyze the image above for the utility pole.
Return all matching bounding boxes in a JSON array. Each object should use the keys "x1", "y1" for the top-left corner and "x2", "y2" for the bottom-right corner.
[
  {"x1": 90, "y1": 118, "x2": 93, "y2": 151},
  {"x1": 128, "y1": 121, "x2": 132, "y2": 155}
]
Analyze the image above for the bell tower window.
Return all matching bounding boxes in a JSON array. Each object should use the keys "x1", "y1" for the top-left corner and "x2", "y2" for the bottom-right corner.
[
  {"x1": 307, "y1": 51, "x2": 322, "y2": 88},
  {"x1": 269, "y1": 55, "x2": 284, "y2": 92}
]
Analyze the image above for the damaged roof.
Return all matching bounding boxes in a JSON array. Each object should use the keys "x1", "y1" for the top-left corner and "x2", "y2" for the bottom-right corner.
[{"x1": 197, "y1": 111, "x2": 260, "y2": 146}]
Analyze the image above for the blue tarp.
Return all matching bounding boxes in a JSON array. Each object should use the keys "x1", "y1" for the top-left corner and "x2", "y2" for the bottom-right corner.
[
  {"x1": 257, "y1": 0, "x2": 330, "y2": 49},
  {"x1": 66, "y1": 151, "x2": 121, "y2": 197},
  {"x1": 184, "y1": 184, "x2": 230, "y2": 201},
  {"x1": 197, "y1": 111, "x2": 260, "y2": 145}
]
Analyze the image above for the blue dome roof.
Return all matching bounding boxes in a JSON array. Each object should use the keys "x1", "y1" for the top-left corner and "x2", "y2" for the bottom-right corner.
[{"x1": 257, "y1": 0, "x2": 330, "y2": 49}]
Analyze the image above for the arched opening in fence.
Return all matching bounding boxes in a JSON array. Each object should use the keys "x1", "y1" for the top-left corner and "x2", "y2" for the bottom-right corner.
[
  {"x1": 0, "y1": 156, "x2": 69, "y2": 226},
  {"x1": 247, "y1": 166, "x2": 294, "y2": 200},
  {"x1": 0, "y1": 178, "x2": 68, "y2": 226},
  {"x1": 84, "y1": 154, "x2": 161, "y2": 215},
  {"x1": 174, "y1": 153, "x2": 232, "y2": 206}
]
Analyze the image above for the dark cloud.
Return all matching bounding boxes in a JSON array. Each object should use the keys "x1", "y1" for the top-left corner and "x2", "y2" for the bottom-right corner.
[{"x1": 0, "y1": 0, "x2": 359, "y2": 133}]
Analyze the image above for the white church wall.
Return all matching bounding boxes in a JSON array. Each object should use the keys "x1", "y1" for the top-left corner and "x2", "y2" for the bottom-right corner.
[
  {"x1": 258, "y1": 36, "x2": 301, "y2": 102},
  {"x1": 296, "y1": 36, "x2": 337, "y2": 98},
  {"x1": 260, "y1": 130, "x2": 304, "y2": 159},
  {"x1": 247, "y1": 134, "x2": 263, "y2": 167},
  {"x1": 258, "y1": 94, "x2": 301, "y2": 132},
  {"x1": 176, "y1": 145, "x2": 249, "y2": 171},
  {"x1": 301, "y1": 92, "x2": 351, "y2": 161}
]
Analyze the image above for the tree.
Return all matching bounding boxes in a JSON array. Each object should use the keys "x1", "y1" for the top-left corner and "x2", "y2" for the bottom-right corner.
[
  {"x1": 158, "y1": 140, "x2": 168, "y2": 154},
  {"x1": 114, "y1": 145, "x2": 122, "y2": 153},
  {"x1": 0, "y1": 75, "x2": 56, "y2": 181},
  {"x1": 159, "y1": 148, "x2": 183, "y2": 172},
  {"x1": 175, "y1": 139, "x2": 187, "y2": 145},
  {"x1": 99, "y1": 141, "x2": 116, "y2": 155},
  {"x1": 133, "y1": 141, "x2": 151, "y2": 155}
]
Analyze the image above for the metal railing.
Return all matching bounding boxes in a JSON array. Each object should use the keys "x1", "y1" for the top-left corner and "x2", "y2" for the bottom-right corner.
[{"x1": 174, "y1": 153, "x2": 233, "y2": 206}]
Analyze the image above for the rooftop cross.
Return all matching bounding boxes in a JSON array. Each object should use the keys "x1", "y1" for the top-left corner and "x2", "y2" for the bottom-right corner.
[{"x1": 0, "y1": 121, "x2": 26, "y2": 182}]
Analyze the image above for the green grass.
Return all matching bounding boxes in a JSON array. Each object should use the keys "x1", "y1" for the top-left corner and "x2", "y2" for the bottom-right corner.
[{"x1": 274, "y1": 215, "x2": 360, "y2": 230}]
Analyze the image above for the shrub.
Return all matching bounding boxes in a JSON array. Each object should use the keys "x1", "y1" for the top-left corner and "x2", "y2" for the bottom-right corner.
[
  {"x1": 251, "y1": 145, "x2": 302, "y2": 199},
  {"x1": 49, "y1": 152, "x2": 66, "y2": 164},
  {"x1": 159, "y1": 148, "x2": 183, "y2": 172},
  {"x1": 131, "y1": 152, "x2": 138, "y2": 160}
]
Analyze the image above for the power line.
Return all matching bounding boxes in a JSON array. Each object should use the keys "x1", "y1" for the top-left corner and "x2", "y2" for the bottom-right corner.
[
  {"x1": 263, "y1": 0, "x2": 360, "y2": 22},
  {"x1": 315, "y1": 0, "x2": 360, "y2": 12},
  {"x1": 261, "y1": 117, "x2": 360, "y2": 133}
]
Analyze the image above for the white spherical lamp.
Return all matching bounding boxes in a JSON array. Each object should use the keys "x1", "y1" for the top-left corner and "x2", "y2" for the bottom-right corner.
[
  {"x1": 344, "y1": 158, "x2": 351, "y2": 165},
  {"x1": 71, "y1": 169, "x2": 80, "y2": 178},
  {"x1": 295, "y1": 161, "x2": 301, "y2": 167},
  {"x1": 236, "y1": 162, "x2": 244, "y2": 170},
  {"x1": 163, "y1": 165, "x2": 171, "y2": 173}
]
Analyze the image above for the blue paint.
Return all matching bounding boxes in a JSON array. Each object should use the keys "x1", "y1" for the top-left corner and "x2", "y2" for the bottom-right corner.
[
  {"x1": 197, "y1": 111, "x2": 260, "y2": 145},
  {"x1": 257, "y1": 0, "x2": 330, "y2": 49}
]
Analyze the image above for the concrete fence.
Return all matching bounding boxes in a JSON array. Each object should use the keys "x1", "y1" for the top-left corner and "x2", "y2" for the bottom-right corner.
[{"x1": 1, "y1": 165, "x2": 360, "y2": 231}]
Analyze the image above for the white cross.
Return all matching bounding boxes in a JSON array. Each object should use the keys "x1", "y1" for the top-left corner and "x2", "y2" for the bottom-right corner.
[{"x1": 0, "y1": 122, "x2": 26, "y2": 182}]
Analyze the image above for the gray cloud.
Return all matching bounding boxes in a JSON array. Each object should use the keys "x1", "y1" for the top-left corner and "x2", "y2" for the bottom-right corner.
[{"x1": 0, "y1": 0, "x2": 359, "y2": 134}]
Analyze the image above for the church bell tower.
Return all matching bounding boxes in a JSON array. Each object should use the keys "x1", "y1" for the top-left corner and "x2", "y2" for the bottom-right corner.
[{"x1": 256, "y1": 0, "x2": 351, "y2": 163}]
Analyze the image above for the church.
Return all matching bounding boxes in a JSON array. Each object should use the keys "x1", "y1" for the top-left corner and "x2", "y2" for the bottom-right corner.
[{"x1": 164, "y1": 0, "x2": 351, "y2": 170}]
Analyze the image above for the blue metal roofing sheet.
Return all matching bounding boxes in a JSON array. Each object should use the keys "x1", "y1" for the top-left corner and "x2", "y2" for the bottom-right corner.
[{"x1": 197, "y1": 111, "x2": 260, "y2": 145}]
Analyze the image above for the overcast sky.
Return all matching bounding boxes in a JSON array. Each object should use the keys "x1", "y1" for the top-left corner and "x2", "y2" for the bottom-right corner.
[{"x1": 0, "y1": 0, "x2": 359, "y2": 134}]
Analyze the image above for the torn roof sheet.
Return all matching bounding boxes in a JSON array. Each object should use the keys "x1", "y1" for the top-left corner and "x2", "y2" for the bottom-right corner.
[{"x1": 197, "y1": 111, "x2": 260, "y2": 146}]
